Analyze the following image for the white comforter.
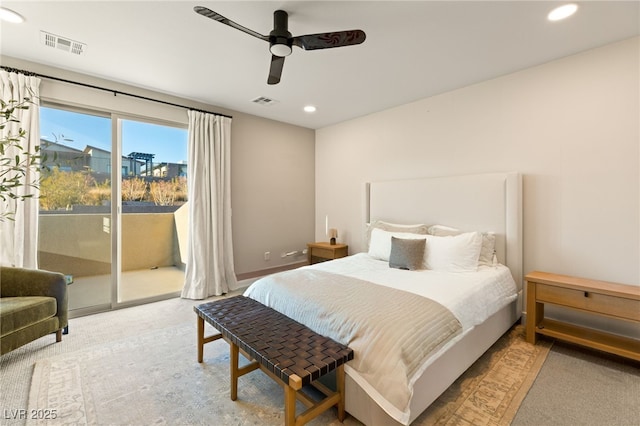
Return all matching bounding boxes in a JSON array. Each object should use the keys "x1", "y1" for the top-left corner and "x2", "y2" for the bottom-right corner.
[
  {"x1": 311, "y1": 253, "x2": 518, "y2": 331},
  {"x1": 244, "y1": 253, "x2": 518, "y2": 424}
]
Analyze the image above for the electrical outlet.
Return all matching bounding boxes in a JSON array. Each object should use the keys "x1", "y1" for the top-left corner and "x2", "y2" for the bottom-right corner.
[{"x1": 264, "y1": 251, "x2": 270, "y2": 261}]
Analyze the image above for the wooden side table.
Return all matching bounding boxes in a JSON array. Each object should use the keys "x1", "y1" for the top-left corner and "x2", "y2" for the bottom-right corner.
[
  {"x1": 307, "y1": 242, "x2": 348, "y2": 265},
  {"x1": 525, "y1": 271, "x2": 640, "y2": 361}
]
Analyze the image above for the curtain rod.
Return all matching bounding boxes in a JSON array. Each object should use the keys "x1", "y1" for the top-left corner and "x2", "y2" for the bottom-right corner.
[{"x1": 1, "y1": 65, "x2": 232, "y2": 119}]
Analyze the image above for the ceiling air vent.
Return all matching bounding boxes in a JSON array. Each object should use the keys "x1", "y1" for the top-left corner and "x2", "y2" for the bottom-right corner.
[
  {"x1": 251, "y1": 96, "x2": 278, "y2": 107},
  {"x1": 40, "y1": 31, "x2": 86, "y2": 55}
]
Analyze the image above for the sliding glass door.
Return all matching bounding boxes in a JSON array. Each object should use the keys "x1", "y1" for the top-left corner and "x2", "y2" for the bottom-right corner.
[
  {"x1": 39, "y1": 106, "x2": 113, "y2": 314},
  {"x1": 39, "y1": 105, "x2": 188, "y2": 314},
  {"x1": 118, "y1": 118, "x2": 188, "y2": 303}
]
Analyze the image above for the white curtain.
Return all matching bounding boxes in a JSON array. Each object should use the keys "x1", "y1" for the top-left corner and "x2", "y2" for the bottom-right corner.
[
  {"x1": 0, "y1": 71, "x2": 41, "y2": 268},
  {"x1": 182, "y1": 110, "x2": 237, "y2": 299}
]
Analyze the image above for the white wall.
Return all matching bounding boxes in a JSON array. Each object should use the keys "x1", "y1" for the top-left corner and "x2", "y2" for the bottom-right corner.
[
  {"x1": 316, "y1": 37, "x2": 639, "y2": 287},
  {"x1": 231, "y1": 115, "x2": 315, "y2": 273}
]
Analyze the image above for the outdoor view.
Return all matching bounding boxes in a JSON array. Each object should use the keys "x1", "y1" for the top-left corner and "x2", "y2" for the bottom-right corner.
[{"x1": 38, "y1": 105, "x2": 188, "y2": 313}]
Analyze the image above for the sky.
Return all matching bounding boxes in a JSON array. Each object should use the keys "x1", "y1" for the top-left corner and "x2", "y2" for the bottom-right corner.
[{"x1": 39, "y1": 106, "x2": 188, "y2": 164}]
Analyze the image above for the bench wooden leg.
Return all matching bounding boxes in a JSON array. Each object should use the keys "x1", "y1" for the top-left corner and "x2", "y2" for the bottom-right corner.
[
  {"x1": 337, "y1": 364, "x2": 346, "y2": 421},
  {"x1": 56, "y1": 329, "x2": 62, "y2": 342},
  {"x1": 284, "y1": 384, "x2": 296, "y2": 426},
  {"x1": 230, "y1": 342, "x2": 239, "y2": 401},
  {"x1": 197, "y1": 316, "x2": 204, "y2": 363},
  {"x1": 196, "y1": 315, "x2": 223, "y2": 363}
]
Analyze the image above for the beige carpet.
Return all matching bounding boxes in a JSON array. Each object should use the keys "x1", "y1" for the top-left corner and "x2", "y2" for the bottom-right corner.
[{"x1": 25, "y1": 316, "x2": 551, "y2": 426}]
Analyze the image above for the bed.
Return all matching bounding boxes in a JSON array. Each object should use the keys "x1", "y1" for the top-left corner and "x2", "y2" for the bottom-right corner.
[{"x1": 244, "y1": 172, "x2": 523, "y2": 425}]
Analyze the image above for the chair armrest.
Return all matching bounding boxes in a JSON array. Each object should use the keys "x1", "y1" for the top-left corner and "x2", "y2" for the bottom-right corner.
[{"x1": 1, "y1": 266, "x2": 68, "y2": 328}]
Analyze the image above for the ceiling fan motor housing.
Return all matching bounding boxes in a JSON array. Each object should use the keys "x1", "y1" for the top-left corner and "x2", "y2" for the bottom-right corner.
[{"x1": 269, "y1": 10, "x2": 292, "y2": 57}]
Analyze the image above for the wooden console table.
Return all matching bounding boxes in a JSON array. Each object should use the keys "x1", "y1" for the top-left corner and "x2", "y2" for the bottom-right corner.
[{"x1": 525, "y1": 271, "x2": 640, "y2": 361}]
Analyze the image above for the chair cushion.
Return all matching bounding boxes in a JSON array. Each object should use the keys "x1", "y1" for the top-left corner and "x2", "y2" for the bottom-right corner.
[{"x1": 0, "y1": 297, "x2": 57, "y2": 337}]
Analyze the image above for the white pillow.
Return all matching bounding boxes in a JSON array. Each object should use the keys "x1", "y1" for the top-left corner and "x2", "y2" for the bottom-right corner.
[
  {"x1": 366, "y1": 220, "x2": 428, "y2": 249},
  {"x1": 428, "y1": 225, "x2": 496, "y2": 266},
  {"x1": 424, "y1": 232, "x2": 483, "y2": 272},
  {"x1": 368, "y1": 228, "x2": 427, "y2": 261},
  {"x1": 427, "y1": 224, "x2": 459, "y2": 236}
]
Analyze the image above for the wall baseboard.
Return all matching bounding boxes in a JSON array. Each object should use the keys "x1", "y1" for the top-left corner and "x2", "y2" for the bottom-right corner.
[{"x1": 236, "y1": 261, "x2": 307, "y2": 281}]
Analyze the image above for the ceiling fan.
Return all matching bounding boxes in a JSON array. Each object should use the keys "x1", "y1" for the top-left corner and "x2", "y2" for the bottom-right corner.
[{"x1": 194, "y1": 6, "x2": 366, "y2": 85}]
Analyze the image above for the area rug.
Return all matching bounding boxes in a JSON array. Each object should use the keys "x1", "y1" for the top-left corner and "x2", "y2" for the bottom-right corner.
[
  {"x1": 27, "y1": 322, "x2": 551, "y2": 425},
  {"x1": 415, "y1": 325, "x2": 553, "y2": 426}
]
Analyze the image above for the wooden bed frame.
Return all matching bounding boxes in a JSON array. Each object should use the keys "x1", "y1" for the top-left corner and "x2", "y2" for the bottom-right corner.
[{"x1": 345, "y1": 172, "x2": 523, "y2": 425}]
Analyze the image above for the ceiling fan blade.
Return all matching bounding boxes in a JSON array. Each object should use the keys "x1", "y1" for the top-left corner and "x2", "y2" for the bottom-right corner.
[
  {"x1": 293, "y1": 30, "x2": 366, "y2": 51},
  {"x1": 267, "y1": 55, "x2": 285, "y2": 85},
  {"x1": 194, "y1": 6, "x2": 268, "y2": 42}
]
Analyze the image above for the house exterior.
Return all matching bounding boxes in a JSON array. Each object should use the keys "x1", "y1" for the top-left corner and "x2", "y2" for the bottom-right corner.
[
  {"x1": 148, "y1": 161, "x2": 187, "y2": 178},
  {"x1": 40, "y1": 139, "x2": 89, "y2": 172},
  {"x1": 41, "y1": 141, "x2": 158, "y2": 178}
]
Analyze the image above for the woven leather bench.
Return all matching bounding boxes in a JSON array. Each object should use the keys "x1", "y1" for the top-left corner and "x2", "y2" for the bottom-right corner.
[{"x1": 195, "y1": 296, "x2": 354, "y2": 426}]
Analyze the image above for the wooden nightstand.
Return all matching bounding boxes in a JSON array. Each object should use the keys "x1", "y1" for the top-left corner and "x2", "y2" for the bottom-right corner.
[
  {"x1": 307, "y1": 242, "x2": 348, "y2": 265},
  {"x1": 525, "y1": 271, "x2": 640, "y2": 361}
]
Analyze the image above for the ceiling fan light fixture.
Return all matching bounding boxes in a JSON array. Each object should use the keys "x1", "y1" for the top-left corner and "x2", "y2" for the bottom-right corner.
[
  {"x1": 270, "y1": 42, "x2": 292, "y2": 57},
  {"x1": 547, "y1": 4, "x2": 578, "y2": 21}
]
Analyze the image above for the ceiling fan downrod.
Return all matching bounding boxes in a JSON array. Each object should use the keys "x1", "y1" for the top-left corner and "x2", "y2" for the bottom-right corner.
[{"x1": 269, "y1": 10, "x2": 292, "y2": 57}]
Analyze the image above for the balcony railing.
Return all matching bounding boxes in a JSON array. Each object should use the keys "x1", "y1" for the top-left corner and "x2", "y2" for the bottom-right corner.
[{"x1": 38, "y1": 204, "x2": 188, "y2": 306}]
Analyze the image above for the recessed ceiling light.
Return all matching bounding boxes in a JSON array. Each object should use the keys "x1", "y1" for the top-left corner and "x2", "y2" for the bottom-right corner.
[
  {"x1": 0, "y1": 7, "x2": 25, "y2": 24},
  {"x1": 303, "y1": 105, "x2": 316, "y2": 113},
  {"x1": 547, "y1": 4, "x2": 578, "y2": 21}
]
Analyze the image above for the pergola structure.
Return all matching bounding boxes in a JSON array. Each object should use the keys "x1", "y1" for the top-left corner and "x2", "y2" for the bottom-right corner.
[{"x1": 127, "y1": 152, "x2": 155, "y2": 176}]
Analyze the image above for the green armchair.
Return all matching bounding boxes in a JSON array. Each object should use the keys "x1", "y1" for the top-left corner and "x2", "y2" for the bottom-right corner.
[{"x1": 1, "y1": 266, "x2": 68, "y2": 355}]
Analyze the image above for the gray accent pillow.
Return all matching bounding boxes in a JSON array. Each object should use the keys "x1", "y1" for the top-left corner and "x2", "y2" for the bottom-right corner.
[{"x1": 389, "y1": 236, "x2": 426, "y2": 270}]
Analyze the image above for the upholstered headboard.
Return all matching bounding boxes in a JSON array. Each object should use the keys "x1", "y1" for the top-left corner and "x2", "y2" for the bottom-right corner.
[{"x1": 365, "y1": 172, "x2": 522, "y2": 288}]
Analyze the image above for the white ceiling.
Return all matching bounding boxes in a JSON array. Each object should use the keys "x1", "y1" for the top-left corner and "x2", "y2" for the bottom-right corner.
[{"x1": 1, "y1": 1, "x2": 638, "y2": 129}]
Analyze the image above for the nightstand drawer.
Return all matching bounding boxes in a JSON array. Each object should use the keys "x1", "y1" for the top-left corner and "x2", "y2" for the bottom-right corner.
[
  {"x1": 537, "y1": 283, "x2": 640, "y2": 321},
  {"x1": 312, "y1": 247, "x2": 336, "y2": 259},
  {"x1": 307, "y1": 243, "x2": 348, "y2": 265}
]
